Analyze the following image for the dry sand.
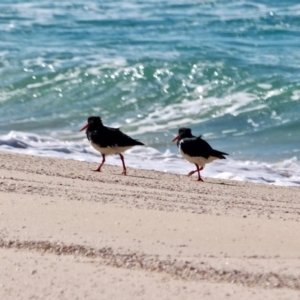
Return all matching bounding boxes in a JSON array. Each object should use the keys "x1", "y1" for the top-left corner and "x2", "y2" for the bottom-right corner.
[{"x1": 0, "y1": 151, "x2": 299, "y2": 299}]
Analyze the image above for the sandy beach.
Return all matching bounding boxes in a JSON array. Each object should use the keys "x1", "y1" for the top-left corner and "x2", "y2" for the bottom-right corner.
[{"x1": 0, "y1": 151, "x2": 299, "y2": 299}]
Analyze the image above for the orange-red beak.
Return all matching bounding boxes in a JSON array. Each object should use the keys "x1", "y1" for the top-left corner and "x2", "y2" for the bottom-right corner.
[
  {"x1": 79, "y1": 123, "x2": 89, "y2": 132},
  {"x1": 172, "y1": 135, "x2": 179, "y2": 142}
]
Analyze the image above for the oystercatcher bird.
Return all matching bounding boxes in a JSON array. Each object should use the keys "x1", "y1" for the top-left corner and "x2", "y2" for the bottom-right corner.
[
  {"x1": 172, "y1": 128, "x2": 228, "y2": 182},
  {"x1": 80, "y1": 116, "x2": 144, "y2": 175}
]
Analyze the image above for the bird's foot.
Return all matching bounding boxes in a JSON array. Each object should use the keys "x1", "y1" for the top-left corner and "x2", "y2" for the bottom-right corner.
[
  {"x1": 122, "y1": 169, "x2": 127, "y2": 175},
  {"x1": 187, "y1": 170, "x2": 198, "y2": 177},
  {"x1": 197, "y1": 177, "x2": 204, "y2": 182},
  {"x1": 92, "y1": 169, "x2": 101, "y2": 172}
]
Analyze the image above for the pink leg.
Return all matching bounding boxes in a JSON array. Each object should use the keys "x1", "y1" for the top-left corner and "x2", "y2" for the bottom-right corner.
[
  {"x1": 188, "y1": 164, "x2": 203, "y2": 178},
  {"x1": 119, "y1": 153, "x2": 127, "y2": 175},
  {"x1": 195, "y1": 164, "x2": 204, "y2": 182},
  {"x1": 187, "y1": 169, "x2": 198, "y2": 177},
  {"x1": 93, "y1": 154, "x2": 105, "y2": 172}
]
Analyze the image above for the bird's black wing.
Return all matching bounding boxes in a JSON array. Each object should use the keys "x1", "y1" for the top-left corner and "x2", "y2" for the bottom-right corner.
[
  {"x1": 180, "y1": 137, "x2": 212, "y2": 158},
  {"x1": 90, "y1": 127, "x2": 144, "y2": 147},
  {"x1": 180, "y1": 137, "x2": 227, "y2": 159}
]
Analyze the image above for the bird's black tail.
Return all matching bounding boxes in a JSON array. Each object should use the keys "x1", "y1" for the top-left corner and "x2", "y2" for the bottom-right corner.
[
  {"x1": 211, "y1": 149, "x2": 228, "y2": 159},
  {"x1": 135, "y1": 140, "x2": 144, "y2": 146}
]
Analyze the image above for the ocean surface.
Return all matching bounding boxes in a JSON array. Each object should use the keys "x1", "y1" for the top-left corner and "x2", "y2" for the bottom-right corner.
[{"x1": 1, "y1": 0, "x2": 300, "y2": 186}]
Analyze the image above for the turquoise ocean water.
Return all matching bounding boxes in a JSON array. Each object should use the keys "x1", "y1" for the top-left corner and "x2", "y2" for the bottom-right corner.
[{"x1": 1, "y1": 1, "x2": 300, "y2": 185}]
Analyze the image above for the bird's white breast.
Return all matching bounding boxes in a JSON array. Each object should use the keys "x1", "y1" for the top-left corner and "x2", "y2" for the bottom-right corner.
[
  {"x1": 91, "y1": 141, "x2": 133, "y2": 155},
  {"x1": 179, "y1": 142, "x2": 217, "y2": 167}
]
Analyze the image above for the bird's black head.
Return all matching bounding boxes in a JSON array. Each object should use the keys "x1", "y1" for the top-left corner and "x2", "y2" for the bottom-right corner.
[
  {"x1": 172, "y1": 127, "x2": 194, "y2": 145},
  {"x1": 87, "y1": 116, "x2": 103, "y2": 126},
  {"x1": 79, "y1": 116, "x2": 103, "y2": 132},
  {"x1": 178, "y1": 127, "x2": 193, "y2": 138}
]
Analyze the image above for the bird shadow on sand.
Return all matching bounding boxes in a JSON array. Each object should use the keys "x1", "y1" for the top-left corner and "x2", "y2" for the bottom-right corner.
[
  {"x1": 114, "y1": 173, "x2": 157, "y2": 180},
  {"x1": 202, "y1": 179, "x2": 238, "y2": 187}
]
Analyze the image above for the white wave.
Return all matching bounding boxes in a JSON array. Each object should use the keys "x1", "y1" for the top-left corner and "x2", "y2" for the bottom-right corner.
[
  {"x1": 127, "y1": 91, "x2": 259, "y2": 136},
  {"x1": 0, "y1": 131, "x2": 300, "y2": 187}
]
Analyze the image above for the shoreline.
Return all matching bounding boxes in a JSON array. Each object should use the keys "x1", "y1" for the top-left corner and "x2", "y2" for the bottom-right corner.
[
  {"x1": 1, "y1": 131, "x2": 300, "y2": 187},
  {"x1": 0, "y1": 151, "x2": 300, "y2": 299}
]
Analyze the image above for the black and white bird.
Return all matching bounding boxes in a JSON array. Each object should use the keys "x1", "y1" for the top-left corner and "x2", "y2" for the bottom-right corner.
[
  {"x1": 80, "y1": 116, "x2": 144, "y2": 175},
  {"x1": 172, "y1": 127, "x2": 228, "y2": 182}
]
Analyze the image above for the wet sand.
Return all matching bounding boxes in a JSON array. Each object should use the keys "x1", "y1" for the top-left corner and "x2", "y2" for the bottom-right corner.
[{"x1": 0, "y1": 151, "x2": 299, "y2": 299}]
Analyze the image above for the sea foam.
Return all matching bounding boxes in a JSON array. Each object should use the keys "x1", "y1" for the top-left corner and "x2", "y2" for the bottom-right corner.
[{"x1": 1, "y1": 131, "x2": 299, "y2": 187}]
